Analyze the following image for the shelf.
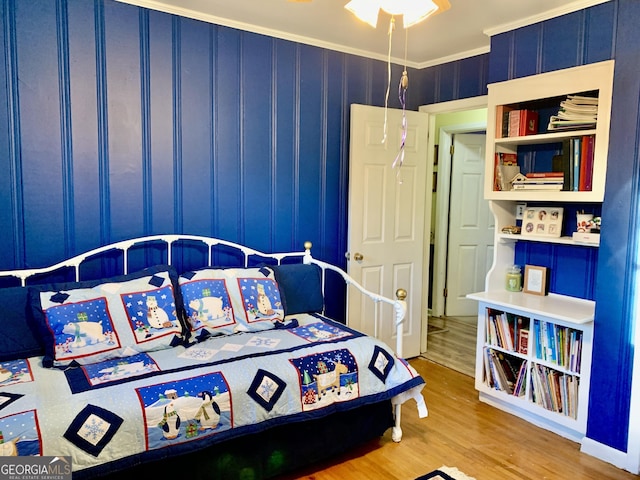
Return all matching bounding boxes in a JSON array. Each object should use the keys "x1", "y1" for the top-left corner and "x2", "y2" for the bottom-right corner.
[
  {"x1": 497, "y1": 233, "x2": 599, "y2": 247},
  {"x1": 485, "y1": 61, "x2": 614, "y2": 202},
  {"x1": 495, "y1": 129, "x2": 597, "y2": 146},
  {"x1": 467, "y1": 291, "x2": 594, "y2": 325},
  {"x1": 530, "y1": 357, "x2": 582, "y2": 377},
  {"x1": 486, "y1": 190, "x2": 603, "y2": 202}
]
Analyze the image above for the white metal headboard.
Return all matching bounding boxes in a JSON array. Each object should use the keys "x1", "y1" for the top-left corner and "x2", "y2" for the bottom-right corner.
[{"x1": 0, "y1": 234, "x2": 406, "y2": 353}]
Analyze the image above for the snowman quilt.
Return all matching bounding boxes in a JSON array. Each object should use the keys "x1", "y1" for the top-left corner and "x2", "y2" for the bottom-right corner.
[{"x1": 0, "y1": 313, "x2": 425, "y2": 478}]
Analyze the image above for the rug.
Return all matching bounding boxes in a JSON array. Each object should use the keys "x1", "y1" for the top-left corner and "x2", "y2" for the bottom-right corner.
[{"x1": 416, "y1": 466, "x2": 477, "y2": 480}]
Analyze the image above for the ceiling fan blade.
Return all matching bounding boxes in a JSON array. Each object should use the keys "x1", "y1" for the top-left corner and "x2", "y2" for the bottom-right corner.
[{"x1": 433, "y1": 0, "x2": 452, "y2": 14}]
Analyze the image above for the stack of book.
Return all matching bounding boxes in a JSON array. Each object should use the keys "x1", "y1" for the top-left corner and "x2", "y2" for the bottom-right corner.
[
  {"x1": 548, "y1": 94, "x2": 598, "y2": 131},
  {"x1": 495, "y1": 106, "x2": 539, "y2": 138},
  {"x1": 511, "y1": 172, "x2": 564, "y2": 190},
  {"x1": 554, "y1": 135, "x2": 595, "y2": 191}
]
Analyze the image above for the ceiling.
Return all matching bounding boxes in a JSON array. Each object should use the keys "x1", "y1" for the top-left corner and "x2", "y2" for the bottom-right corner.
[{"x1": 118, "y1": 0, "x2": 609, "y2": 68}]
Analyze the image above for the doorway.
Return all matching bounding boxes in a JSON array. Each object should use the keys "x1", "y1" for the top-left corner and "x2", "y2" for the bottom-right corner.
[{"x1": 418, "y1": 97, "x2": 488, "y2": 369}]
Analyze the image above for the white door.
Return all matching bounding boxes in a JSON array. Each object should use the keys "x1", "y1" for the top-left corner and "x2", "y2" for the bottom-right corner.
[
  {"x1": 347, "y1": 104, "x2": 430, "y2": 358},
  {"x1": 445, "y1": 133, "x2": 493, "y2": 316}
]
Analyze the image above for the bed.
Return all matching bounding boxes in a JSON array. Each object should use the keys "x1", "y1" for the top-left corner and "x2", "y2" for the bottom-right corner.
[{"x1": 0, "y1": 235, "x2": 427, "y2": 479}]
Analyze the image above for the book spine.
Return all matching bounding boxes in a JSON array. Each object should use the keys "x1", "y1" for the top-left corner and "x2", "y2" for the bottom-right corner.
[
  {"x1": 525, "y1": 172, "x2": 564, "y2": 178},
  {"x1": 584, "y1": 135, "x2": 595, "y2": 191},
  {"x1": 579, "y1": 135, "x2": 589, "y2": 190},
  {"x1": 561, "y1": 138, "x2": 572, "y2": 191},
  {"x1": 572, "y1": 137, "x2": 580, "y2": 191}
]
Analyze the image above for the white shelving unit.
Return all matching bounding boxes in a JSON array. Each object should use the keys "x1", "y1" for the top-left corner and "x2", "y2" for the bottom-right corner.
[
  {"x1": 467, "y1": 60, "x2": 614, "y2": 442},
  {"x1": 467, "y1": 295, "x2": 593, "y2": 442}
]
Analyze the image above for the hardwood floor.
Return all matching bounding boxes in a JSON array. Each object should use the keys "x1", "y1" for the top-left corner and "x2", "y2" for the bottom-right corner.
[
  {"x1": 422, "y1": 315, "x2": 477, "y2": 377},
  {"x1": 279, "y1": 358, "x2": 638, "y2": 480}
]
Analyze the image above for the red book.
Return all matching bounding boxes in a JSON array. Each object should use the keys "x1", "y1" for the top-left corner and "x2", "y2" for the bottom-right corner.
[
  {"x1": 583, "y1": 135, "x2": 595, "y2": 191},
  {"x1": 525, "y1": 172, "x2": 564, "y2": 178},
  {"x1": 519, "y1": 110, "x2": 539, "y2": 136}
]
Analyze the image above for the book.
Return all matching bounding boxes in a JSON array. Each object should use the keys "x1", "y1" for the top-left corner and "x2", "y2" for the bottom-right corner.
[
  {"x1": 518, "y1": 329, "x2": 529, "y2": 355},
  {"x1": 519, "y1": 109, "x2": 539, "y2": 136},
  {"x1": 514, "y1": 178, "x2": 563, "y2": 184},
  {"x1": 583, "y1": 135, "x2": 595, "y2": 191},
  {"x1": 579, "y1": 135, "x2": 590, "y2": 191},
  {"x1": 512, "y1": 183, "x2": 563, "y2": 190},
  {"x1": 495, "y1": 105, "x2": 515, "y2": 139},
  {"x1": 508, "y1": 109, "x2": 539, "y2": 136},
  {"x1": 572, "y1": 137, "x2": 581, "y2": 191},
  {"x1": 547, "y1": 93, "x2": 599, "y2": 131},
  {"x1": 508, "y1": 110, "x2": 520, "y2": 137},
  {"x1": 566, "y1": 94, "x2": 599, "y2": 105},
  {"x1": 525, "y1": 172, "x2": 564, "y2": 178}
]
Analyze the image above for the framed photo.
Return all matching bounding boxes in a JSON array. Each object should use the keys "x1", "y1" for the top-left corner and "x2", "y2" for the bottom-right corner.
[
  {"x1": 523, "y1": 265, "x2": 548, "y2": 296},
  {"x1": 520, "y1": 206, "x2": 564, "y2": 238}
]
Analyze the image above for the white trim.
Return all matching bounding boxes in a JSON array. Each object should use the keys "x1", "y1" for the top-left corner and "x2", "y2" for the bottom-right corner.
[
  {"x1": 581, "y1": 437, "x2": 638, "y2": 474},
  {"x1": 415, "y1": 46, "x2": 490, "y2": 70},
  {"x1": 116, "y1": 0, "x2": 429, "y2": 68},
  {"x1": 118, "y1": 0, "x2": 609, "y2": 69},
  {"x1": 484, "y1": 0, "x2": 612, "y2": 38}
]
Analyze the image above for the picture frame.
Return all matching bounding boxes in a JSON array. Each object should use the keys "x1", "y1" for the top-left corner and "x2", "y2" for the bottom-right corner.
[
  {"x1": 520, "y1": 206, "x2": 564, "y2": 238},
  {"x1": 523, "y1": 265, "x2": 549, "y2": 296}
]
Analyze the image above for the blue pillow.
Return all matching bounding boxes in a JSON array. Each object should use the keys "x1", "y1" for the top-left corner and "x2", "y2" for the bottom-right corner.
[
  {"x1": 0, "y1": 286, "x2": 45, "y2": 361},
  {"x1": 270, "y1": 264, "x2": 324, "y2": 315}
]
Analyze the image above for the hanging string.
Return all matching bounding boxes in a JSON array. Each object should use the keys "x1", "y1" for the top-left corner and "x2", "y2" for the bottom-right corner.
[
  {"x1": 381, "y1": 17, "x2": 395, "y2": 144},
  {"x1": 392, "y1": 27, "x2": 410, "y2": 183}
]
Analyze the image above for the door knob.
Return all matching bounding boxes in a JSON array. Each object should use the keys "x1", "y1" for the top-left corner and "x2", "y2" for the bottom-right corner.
[{"x1": 353, "y1": 252, "x2": 364, "y2": 261}]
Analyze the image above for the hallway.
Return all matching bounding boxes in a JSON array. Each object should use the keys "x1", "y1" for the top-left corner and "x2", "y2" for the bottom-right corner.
[{"x1": 422, "y1": 316, "x2": 477, "y2": 377}]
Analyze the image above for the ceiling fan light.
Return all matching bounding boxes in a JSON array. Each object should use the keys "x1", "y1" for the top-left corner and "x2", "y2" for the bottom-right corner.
[
  {"x1": 402, "y1": 0, "x2": 439, "y2": 28},
  {"x1": 344, "y1": 0, "x2": 381, "y2": 28}
]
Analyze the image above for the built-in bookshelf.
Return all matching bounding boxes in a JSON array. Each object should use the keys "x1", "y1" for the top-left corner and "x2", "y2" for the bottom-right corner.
[
  {"x1": 467, "y1": 60, "x2": 614, "y2": 443},
  {"x1": 484, "y1": 61, "x2": 614, "y2": 203},
  {"x1": 470, "y1": 298, "x2": 593, "y2": 441}
]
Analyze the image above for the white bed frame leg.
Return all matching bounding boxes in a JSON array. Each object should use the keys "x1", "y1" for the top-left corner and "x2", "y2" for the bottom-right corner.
[{"x1": 392, "y1": 403, "x2": 403, "y2": 442}]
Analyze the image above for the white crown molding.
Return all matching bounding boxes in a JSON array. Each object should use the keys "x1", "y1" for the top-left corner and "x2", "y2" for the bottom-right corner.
[
  {"x1": 116, "y1": 0, "x2": 436, "y2": 68},
  {"x1": 483, "y1": 0, "x2": 612, "y2": 37},
  {"x1": 118, "y1": 0, "x2": 608, "y2": 70},
  {"x1": 416, "y1": 46, "x2": 491, "y2": 70}
]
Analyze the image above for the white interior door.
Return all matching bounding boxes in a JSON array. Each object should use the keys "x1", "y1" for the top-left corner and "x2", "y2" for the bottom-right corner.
[
  {"x1": 347, "y1": 104, "x2": 430, "y2": 358},
  {"x1": 445, "y1": 133, "x2": 493, "y2": 316}
]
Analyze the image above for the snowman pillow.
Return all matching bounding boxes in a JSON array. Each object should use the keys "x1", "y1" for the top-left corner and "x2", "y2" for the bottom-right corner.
[
  {"x1": 178, "y1": 266, "x2": 284, "y2": 342},
  {"x1": 28, "y1": 266, "x2": 184, "y2": 368}
]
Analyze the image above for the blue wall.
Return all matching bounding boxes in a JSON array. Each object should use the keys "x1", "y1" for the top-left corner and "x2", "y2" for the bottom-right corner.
[
  {"x1": 0, "y1": 0, "x2": 486, "y2": 272},
  {"x1": 0, "y1": 0, "x2": 638, "y2": 459}
]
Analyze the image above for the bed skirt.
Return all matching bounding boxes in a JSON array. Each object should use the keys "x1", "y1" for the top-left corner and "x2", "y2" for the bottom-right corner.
[{"x1": 88, "y1": 399, "x2": 394, "y2": 479}]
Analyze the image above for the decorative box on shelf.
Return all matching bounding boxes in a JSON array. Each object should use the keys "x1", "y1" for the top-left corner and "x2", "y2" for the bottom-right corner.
[{"x1": 571, "y1": 232, "x2": 600, "y2": 245}]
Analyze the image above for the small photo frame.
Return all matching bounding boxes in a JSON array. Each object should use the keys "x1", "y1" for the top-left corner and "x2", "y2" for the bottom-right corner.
[
  {"x1": 521, "y1": 206, "x2": 564, "y2": 238},
  {"x1": 523, "y1": 265, "x2": 549, "y2": 296}
]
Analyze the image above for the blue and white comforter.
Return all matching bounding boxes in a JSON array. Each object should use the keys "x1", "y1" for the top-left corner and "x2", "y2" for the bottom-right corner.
[{"x1": 0, "y1": 314, "x2": 425, "y2": 477}]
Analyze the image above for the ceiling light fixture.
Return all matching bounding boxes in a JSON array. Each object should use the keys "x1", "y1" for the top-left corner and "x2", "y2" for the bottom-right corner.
[
  {"x1": 344, "y1": 0, "x2": 439, "y2": 29},
  {"x1": 345, "y1": 1, "x2": 448, "y2": 177}
]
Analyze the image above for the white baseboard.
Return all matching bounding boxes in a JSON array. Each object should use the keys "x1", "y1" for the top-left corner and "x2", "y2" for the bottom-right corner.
[{"x1": 581, "y1": 437, "x2": 639, "y2": 474}]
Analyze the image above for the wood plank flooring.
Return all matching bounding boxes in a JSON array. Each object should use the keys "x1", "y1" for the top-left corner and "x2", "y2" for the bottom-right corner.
[
  {"x1": 278, "y1": 324, "x2": 638, "y2": 480},
  {"x1": 279, "y1": 358, "x2": 638, "y2": 480},
  {"x1": 423, "y1": 315, "x2": 477, "y2": 377}
]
